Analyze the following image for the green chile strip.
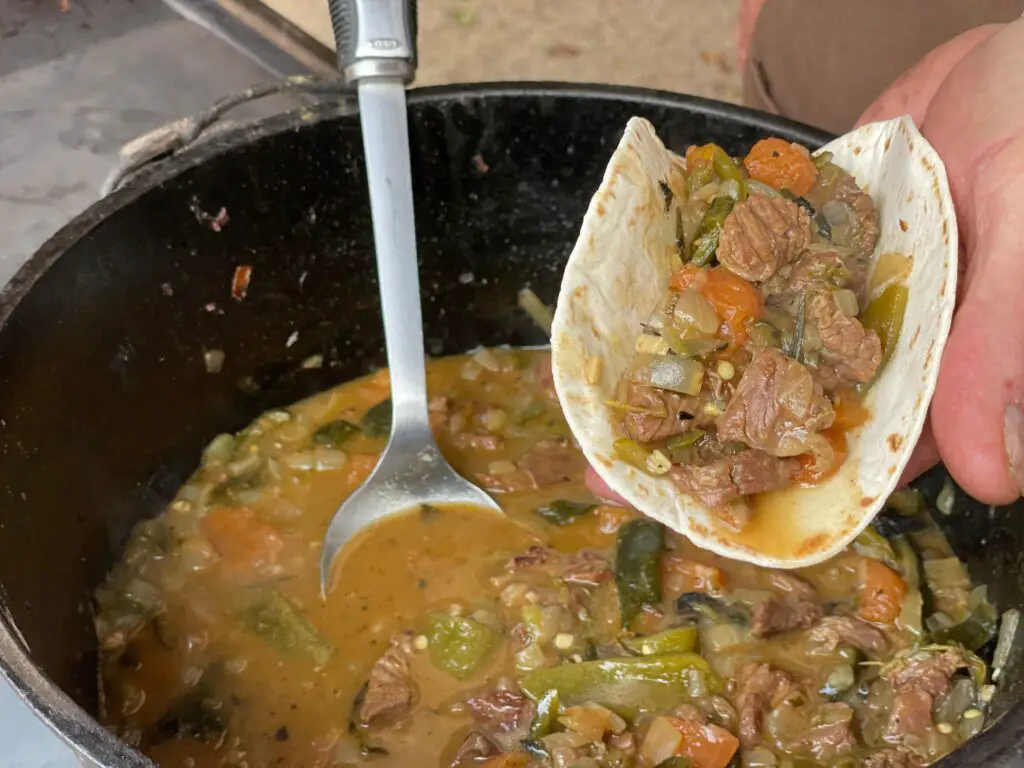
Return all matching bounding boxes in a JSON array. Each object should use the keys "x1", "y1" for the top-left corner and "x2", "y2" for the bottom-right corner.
[{"x1": 616, "y1": 518, "x2": 665, "y2": 627}]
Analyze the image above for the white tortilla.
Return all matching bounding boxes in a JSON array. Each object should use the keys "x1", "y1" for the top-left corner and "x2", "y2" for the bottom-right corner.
[{"x1": 551, "y1": 116, "x2": 957, "y2": 568}]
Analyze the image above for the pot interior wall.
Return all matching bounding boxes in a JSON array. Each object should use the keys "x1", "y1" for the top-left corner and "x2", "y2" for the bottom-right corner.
[{"x1": 0, "y1": 88, "x2": 1020, "y2": 758}]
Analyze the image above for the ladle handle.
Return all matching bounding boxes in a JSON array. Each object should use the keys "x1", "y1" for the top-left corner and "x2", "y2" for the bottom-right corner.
[{"x1": 329, "y1": 0, "x2": 419, "y2": 85}]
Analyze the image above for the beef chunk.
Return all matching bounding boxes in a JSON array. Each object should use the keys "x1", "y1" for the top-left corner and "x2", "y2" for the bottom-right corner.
[
  {"x1": 736, "y1": 663, "x2": 795, "y2": 747},
  {"x1": 881, "y1": 649, "x2": 969, "y2": 698},
  {"x1": 450, "y1": 732, "x2": 500, "y2": 767},
  {"x1": 763, "y1": 249, "x2": 862, "y2": 309},
  {"x1": 360, "y1": 633, "x2": 417, "y2": 725},
  {"x1": 670, "y1": 450, "x2": 794, "y2": 512},
  {"x1": 467, "y1": 689, "x2": 535, "y2": 750},
  {"x1": 505, "y1": 546, "x2": 612, "y2": 586},
  {"x1": 765, "y1": 571, "x2": 817, "y2": 601},
  {"x1": 793, "y1": 703, "x2": 856, "y2": 762},
  {"x1": 806, "y1": 616, "x2": 888, "y2": 658},
  {"x1": 885, "y1": 691, "x2": 934, "y2": 740},
  {"x1": 717, "y1": 196, "x2": 812, "y2": 282},
  {"x1": 717, "y1": 348, "x2": 834, "y2": 457},
  {"x1": 863, "y1": 748, "x2": 925, "y2": 768},
  {"x1": 750, "y1": 597, "x2": 824, "y2": 638},
  {"x1": 834, "y1": 174, "x2": 881, "y2": 261},
  {"x1": 477, "y1": 438, "x2": 583, "y2": 492},
  {"x1": 622, "y1": 382, "x2": 694, "y2": 443},
  {"x1": 519, "y1": 438, "x2": 584, "y2": 487},
  {"x1": 807, "y1": 291, "x2": 882, "y2": 384}
]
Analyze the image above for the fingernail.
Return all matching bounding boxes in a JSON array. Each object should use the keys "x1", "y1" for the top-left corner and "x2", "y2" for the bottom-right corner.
[{"x1": 1003, "y1": 403, "x2": 1024, "y2": 494}]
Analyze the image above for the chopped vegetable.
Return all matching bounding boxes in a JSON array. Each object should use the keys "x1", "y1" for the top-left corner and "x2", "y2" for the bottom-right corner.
[
  {"x1": 860, "y1": 284, "x2": 908, "y2": 370},
  {"x1": 642, "y1": 715, "x2": 739, "y2": 768},
  {"x1": 534, "y1": 499, "x2": 596, "y2": 526},
  {"x1": 623, "y1": 626, "x2": 699, "y2": 656},
  {"x1": 242, "y1": 592, "x2": 334, "y2": 666},
  {"x1": 884, "y1": 488, "x2": 925, "y2": 516},
  {"x1": 674, "y1": 289, "x2": 722, "y2": 336},
  {"x1": 857, "y1": 558, "x2": 907, "y2": 625},
  {"x1": 199, "y1": 506, "x2": 282, "y2": 574},
  {"x1": 519, "y1": 653, "x2": 714, "y2": 704},
  {"x1": 992, "y1": 608, "x2": 1020, "y2": 683},
  {"x1": 641, "y1": 355, "x2": 706, "y2": 396},
  {"x1": 743, "y1": 138, "x2": 818, "y2": 197},
  {"x1": 831, "y1": 388, "x2": 869, "y2": 431},
  {"x1": 819, "y1": 665, "x2": 856, "y2": 699},
  {"x1": 690, "y1": 197, "x2": 736, "y2": 266},
  {"x1": 868, "y1": 252, "x2": 913, "y2": 301},
  {"x1": 662, "y1": 556, "x2": 728, "y2": 597},
  {"x1": 361, "y1": 399, "x2": 393, "y2": 438},
  {"x1": 614, "y1": 438, "x2": 652, "y2": 471},
  {"x1": 710, "y1": 148, "x2": 746, "y2": 200},
  {"x1": 700, "y1": 268, "x2": 764, "y2": 346},
  {"x1": 529, "y1": 689, "x2": 561, "y2": 739},
  {"x1": 669, "y1": 264, "x2": 707, "y2": 294},
  {"x1": 425, "y1": 613, "x2": 498, "y2": 680},
  {"x1": 936, "y1": 477, "x2": 956, "y2": 516},
  {"x1": 518, "y1": 287, "x2": 554, "y2": 335},
  {"x1": 667, "y1": 430, "x2": 706, "y2": 450},
  {"x1": 616, "y1": 519, "x2": 665, "y2": 628}
]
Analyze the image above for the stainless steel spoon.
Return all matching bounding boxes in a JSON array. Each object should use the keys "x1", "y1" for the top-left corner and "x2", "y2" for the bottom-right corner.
[{"x1": 320, "y1": 0, "x2": 502, "y2": 594}]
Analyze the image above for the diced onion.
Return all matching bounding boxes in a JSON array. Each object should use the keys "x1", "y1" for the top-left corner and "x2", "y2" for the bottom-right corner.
[
  {"x1": 746, "y1": 180, "x2": 781, "y2": 199},
  {"x1": 936, "y1": 477, "x2": 956, "y2": 516},
  {"x1": 833, "y1": 289, "x2": 859, "y2": 318},
  {"x1": 635, "y1": 334, "x2": 672, "y2": 356},
  {"x1": 203, "y1": 349, "x2": 225, "y2": 373},
  {"x1": 822, "y1": 200, "x2": 853, "y2": 227},
  {"x1": 281, "y1": 449, "x2": 348, "y2": 471},
  {"x1": 644, "y1": 355, "x2": 705, "y2": 396},
  {"x1": 719, "y1": 179, "x2": 743, "y2": 201},
  {"x1": 487, "y1": 460, "x2": 517, "y2": 475},
  {"x1": 993, "y1": 608, "x2": 1020, "y2": 683},
  {"x1": 674, "y1": 289, "x2": 721, "y2": 336},
  {"x1": 645, "y1": 449, "x2": 672, "y2": 475},
  {"x1": 472, "y1": 347, "x2": 501, "y2": 372},
  {"x1": 640, "y1": 717, "x2": 684, "y2": 765}
]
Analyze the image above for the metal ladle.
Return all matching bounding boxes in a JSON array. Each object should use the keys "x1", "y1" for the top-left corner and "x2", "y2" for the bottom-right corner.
[{"x1": 319, "y1": 0, "x2": 503, "y2": 594}]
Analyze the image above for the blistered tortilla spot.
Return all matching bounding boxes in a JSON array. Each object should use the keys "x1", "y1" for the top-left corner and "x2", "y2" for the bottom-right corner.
[
  {"x1": 915, "y1": 393, "x2": 923, "y2": 409},
  {"x1": 887, "y1": 433, "x2": 904, "y2": 452},
  {"x1": 910, "y1": 326, "x2": 921, "y2": 348},
  {"x1": 922, "y1": 155, "x2": 934, "y2": 172},
  {"x1": 908, "y1": 140, "x2": 915, "y2": 153},
  {"x1": 925, "y1": 340, "x2": 936, "y2": 367},
  {"x1": 932, "y1": 177, "x2": 941, "y2": 202},
  {"x1": 797, "y1": 533, "x2": 829, "y2": 557},
  {"x1": 899, "y1": 219, "x2": 908, "y2": 232},
  {"x1": 942, "y1": 219, "x2": 949, "y2": 242},
  {"x1": 884, "y1": 137, "x2": 892, "y2": 152},
  {"x1": 596, "y1": 203, "x2": 606, "y2": 217},
  {"x1": 573, "y1": 285, "x2": 586, "y2": 299},
  {"x1": 860, "y1": 496, "x2": 876, "y2": 508},
  {"x1": 853, "y1": 146, "x2": 863, "y2": 156},
  {"x1": 906, "y1": 191, "x2": 914, "y2": 203}
]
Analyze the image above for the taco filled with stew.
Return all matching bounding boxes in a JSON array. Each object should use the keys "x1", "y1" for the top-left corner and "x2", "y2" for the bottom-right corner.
[{"x1": 551, "y1": 116, "x2": 957, "y2": 568}]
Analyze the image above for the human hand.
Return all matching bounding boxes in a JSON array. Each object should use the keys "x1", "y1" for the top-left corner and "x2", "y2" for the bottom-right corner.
[
  {"x1": 857, "y1": 19, "x2": 1024, "y2": 504},
  {"x1": 586, "y1": 20, "x2": 1024, "y2": 508}
]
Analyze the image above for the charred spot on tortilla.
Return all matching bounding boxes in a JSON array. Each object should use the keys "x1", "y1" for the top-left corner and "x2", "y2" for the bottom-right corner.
[
  {"x1": 659, "y1": 180, "x2": 674, "y2": 212},
  {"x1": 551, "y1": 115, "x2": 956, "y2": 568}
]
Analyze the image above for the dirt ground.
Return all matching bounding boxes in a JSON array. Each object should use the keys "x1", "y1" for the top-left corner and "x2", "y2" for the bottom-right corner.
[{"x1": 415, "y1": 0, "x2": 742, "y2": 102}]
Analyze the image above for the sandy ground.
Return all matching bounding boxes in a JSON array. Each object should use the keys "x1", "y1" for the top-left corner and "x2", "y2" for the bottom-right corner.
[
  {"x1": 414, "y1": 0, "x2": 742, "y2": 101},
  {"x1": 258, "y1": 0, "x2": 744, "y2": 102}
]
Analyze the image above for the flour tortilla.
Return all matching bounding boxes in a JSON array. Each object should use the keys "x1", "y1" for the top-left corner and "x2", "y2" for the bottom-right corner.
[{"x1": 551, "y1": 116, "x2": 957, "y2": 568}]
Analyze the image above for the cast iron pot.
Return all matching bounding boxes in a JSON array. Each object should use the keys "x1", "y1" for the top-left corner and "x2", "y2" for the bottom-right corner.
[{"x1": 0, "y1": 84, "x2": 1020, "y2": 767}]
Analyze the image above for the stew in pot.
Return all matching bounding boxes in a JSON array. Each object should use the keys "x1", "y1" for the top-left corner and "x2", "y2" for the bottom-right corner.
[{"x1": 95, "y1": 349, "x2": 1007, "y2": 768}]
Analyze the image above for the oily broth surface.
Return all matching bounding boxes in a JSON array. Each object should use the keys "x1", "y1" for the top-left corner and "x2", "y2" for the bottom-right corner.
[{"x1": 99, "y1": 350, "x2": 899, "y2": 768}]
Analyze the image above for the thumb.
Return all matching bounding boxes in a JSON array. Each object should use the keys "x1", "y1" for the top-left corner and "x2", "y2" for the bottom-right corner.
[{"x1": 927, "y1": 138, "x2": 1024, "y2": 504}]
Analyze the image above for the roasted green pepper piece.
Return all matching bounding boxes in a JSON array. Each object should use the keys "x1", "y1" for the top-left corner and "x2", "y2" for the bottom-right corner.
[
  {"x1": 690, "y1": 197, "x2": 736, "y2": 266},
  {"x1": 535, "y1": 500, "x2": 597, "y2": 526},
  {"x1": 666, "y1": 430, "x2": 705, "y2": 451},
  {"x1": 613, "y1": 438, "x2": 650, "y2": 471},
  {"x1": 931, "y1": 602, "x2": 999, "y2": 652},
  {"x1": 529, "y1": 689, "x2": 562, "y2": 739},
  {"x1": 519, "y1": 654, "x2": 714, "y2": 704},
  {"x1": 711, "y1": 146, "x2": 747, "y2": 201},
  {"x1": 361, "y1": 398, "x2": 393, "y2": 438},
  {"x1": 860, "y1": 284, "x2": 909, "y2": 369},
  {"x1": 313, "y1": 419, "x2": 361, "y2": 448},
  {"x1": 616, "y1": 519, "x2": 665, "y2": 628},
  {"x1": 623, "y1": 626, "x2": 698, "y2": 656},
  {"x1": 425, "y1": 613, "x2": 498, "y2": 680},
  {"x1": 686, "y1": 165, "x2": 714, "y2": 195},
  {"x1": 242, "y1": 592, "x2": 334, "y2": 667}
]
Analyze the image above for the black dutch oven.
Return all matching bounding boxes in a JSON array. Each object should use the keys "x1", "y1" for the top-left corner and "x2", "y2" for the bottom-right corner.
[{"x1": 0, "y1": 84, "x2": 1020, "y2": 767}]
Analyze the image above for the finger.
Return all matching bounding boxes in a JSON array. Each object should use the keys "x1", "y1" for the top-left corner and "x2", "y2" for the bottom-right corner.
[
  {"x1": 926, "y1": 140, "x2": 1024, "y2": 505},
  {"x1": 898, "y1": 417, "x2": 940, "y2": 488},
  {"x1": 584, "y1": 466, "x2": 630, "y2": 507}
]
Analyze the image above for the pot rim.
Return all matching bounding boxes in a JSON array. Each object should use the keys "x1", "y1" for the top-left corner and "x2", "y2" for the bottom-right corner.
[{"x1": 0, "y1": 81, "x2": 1018, "y2": 767}]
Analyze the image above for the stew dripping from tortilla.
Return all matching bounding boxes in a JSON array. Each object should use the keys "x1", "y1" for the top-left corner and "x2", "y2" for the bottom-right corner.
[
  {"x1": 95, "y1": 349, "x2": 1003, "y2": 767},
  {"x1": 612, "y1": 139, "x2": 912, "y2": 528}
]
